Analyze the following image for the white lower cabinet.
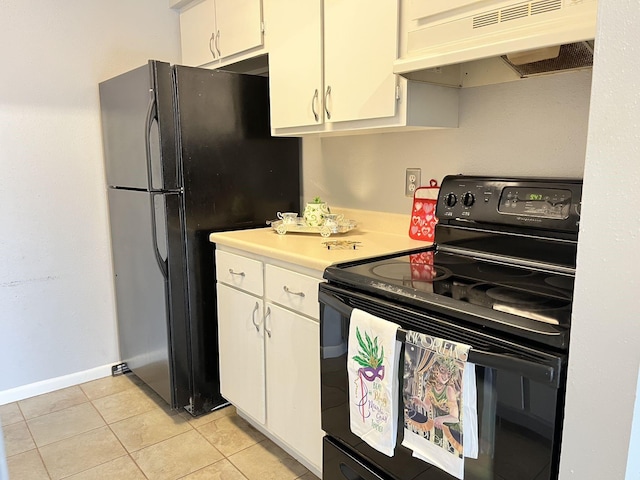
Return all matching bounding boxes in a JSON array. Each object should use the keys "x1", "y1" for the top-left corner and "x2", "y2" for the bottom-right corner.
[
  {"x1": 216, "y1": 283, "x2": 266, "y2": 423},
  {"x1": 265, "y1": 303, "x2": 321, "y2": 468},
  {"x1": 215, "y1": 247, "x2": 323, "y2": 475}
]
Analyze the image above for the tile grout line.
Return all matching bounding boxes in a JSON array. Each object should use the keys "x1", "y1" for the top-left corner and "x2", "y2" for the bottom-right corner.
[
  {"x1": 6, "y1": 379, "x2": 317, "y2": 480},
  {"x1": 85, "y1": 378, "x2": 152, "y2": 479},
  {"x1": 18, "y1": 403, "x2": 53, "y2": 480}
]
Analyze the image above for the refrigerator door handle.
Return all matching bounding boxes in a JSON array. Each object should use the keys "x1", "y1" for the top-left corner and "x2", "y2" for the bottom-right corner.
[
  {"x1": 144, "y1": 89, "x2": 159, "y2": 192},
  {"x1": 149, "y1": 191, "x2": 168, "y2": 278}
]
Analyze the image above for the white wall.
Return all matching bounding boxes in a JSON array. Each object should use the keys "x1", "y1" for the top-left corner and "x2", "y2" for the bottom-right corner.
[
  {"x1": 303, "y1": 69, "x2": 591, "y2": 211},
  {"x1": 560, "y1": 0, "x2": 640, "y2": 478},
  {"x1": 0, "y1": 1, "x2": 181, "y2": 402}
]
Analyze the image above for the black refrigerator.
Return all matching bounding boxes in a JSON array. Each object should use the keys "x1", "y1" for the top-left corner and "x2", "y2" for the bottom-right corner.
[{"x1": 99, "y1": 60, "x2": 300, "y2": 416}]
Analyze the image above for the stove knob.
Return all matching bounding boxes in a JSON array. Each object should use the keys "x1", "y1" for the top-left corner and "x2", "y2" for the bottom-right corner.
[
  {"x1": 444, "y1": 193, "x2": 457, "y2": 207},
  {"x1": 462, "y1": 192, "x2": 475, "y2": 207}
]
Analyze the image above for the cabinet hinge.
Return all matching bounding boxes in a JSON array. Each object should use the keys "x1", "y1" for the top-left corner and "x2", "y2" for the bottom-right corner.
[
  {"x1": 261, "y1": 21, "x2": 265, "y2": 34},
  {"x1": 395, "y1": 84, "x2": 401, "y2": 101}
]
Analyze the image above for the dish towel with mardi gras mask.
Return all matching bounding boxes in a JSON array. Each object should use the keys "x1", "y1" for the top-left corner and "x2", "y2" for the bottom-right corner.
[
  {"x1": 402, "y1": 332, "x2": 478, "y2": 479},
  {"x1": 348, "y1": 309, "x2": 401, "y2": 457}
]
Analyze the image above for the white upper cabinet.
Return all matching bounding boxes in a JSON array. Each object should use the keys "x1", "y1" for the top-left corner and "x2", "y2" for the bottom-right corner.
[
  {"x1": 215, "y1": 0, "x2": 263, "y2": 60},
  {"x1": 269, "y1": 0, "x2": 398, "y2": 130},
  {"x1": 177, "y1": 0, "x2": 264, "y2": 67},
  {"x1": 322, "y1": 0, "x2": 399, "y2": 124},
  {"x1": 268, "y1": 0, "x2": 459, "y2": 136},
  {"x1": 179, "y1": 0, "x2": 217, "y2": 67},
  {"x1": 268, "y1": 0, "x2": 322, "y2": 129}
]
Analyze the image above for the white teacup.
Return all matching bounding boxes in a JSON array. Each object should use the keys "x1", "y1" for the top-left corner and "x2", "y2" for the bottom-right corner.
[
  {"x1": 277, "y1": 212, "x2": 298, "y2": 224},
  {"x1": 323, "y1": 213, "x2": 344, "y2": 228}
]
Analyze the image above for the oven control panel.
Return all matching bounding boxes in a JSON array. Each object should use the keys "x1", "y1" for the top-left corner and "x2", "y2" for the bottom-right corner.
[{"x1": 436, "y1": 175, "x2": 582, "y2": 232}]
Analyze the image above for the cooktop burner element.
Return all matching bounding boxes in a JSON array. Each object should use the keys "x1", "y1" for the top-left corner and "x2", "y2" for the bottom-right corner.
[
  {"x1": 467, "y1": 283, "x2": 571, "y2": 326},
  {"x1": 371, "y1": 262, "x2": 451, "y2": 282}
]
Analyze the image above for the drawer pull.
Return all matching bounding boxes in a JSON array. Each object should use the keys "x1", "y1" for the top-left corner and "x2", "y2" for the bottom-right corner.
[
  {"x1": 228, "y1": 268, "x2": 246, "y2": 277},
  {"x1": 283, "y1": 285, "x2": 305, "y2": 298},
  {"x1": 251, "y1": 302, "x2": 260, "y2": 332},
  {"x1": 264, "y1": 306, "x2": 272, "y2": 338}
]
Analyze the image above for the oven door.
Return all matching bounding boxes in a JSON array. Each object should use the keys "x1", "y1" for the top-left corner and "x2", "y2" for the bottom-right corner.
[{"x1": 319, "y1": 283, "x2": 567, "y2": 480}]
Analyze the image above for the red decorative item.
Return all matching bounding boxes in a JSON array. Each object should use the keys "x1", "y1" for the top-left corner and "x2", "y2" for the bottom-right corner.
[
  {"x1": 409, "y1": 179, "x2": 439, "y2": 242},
  {"x1": 410, "y1": 251, "x2": 436, "y2": 281}
]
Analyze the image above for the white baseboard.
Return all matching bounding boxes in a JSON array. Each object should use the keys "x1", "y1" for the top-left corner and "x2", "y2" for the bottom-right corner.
[{"x1": 0, "y1": 364, "x2": 114, "y2": 405}]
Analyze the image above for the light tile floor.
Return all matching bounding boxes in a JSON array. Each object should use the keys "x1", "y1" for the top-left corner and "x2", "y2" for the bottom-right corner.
[{"x1": 1, "y1": 374, "x2": 320, "y2": 480}]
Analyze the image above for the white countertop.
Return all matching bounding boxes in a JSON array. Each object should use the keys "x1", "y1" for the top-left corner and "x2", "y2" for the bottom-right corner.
[{"x1": 209, "y1": 208, "x2": 431, "y2": 272}]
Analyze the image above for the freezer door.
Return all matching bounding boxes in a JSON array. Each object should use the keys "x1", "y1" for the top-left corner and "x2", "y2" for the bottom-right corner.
[
  {"x1": 173, "y1": 66, "x2": 301, "y2": 230},
  {"x1": 99, "y1": 61, "x2": 178, "y2": 191},
  {"x1": 107, "y1": 188, "x2": 172, "y2": 404}
]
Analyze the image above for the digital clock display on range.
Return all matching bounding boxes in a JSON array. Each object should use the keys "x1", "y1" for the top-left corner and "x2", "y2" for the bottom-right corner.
[{"x1": 498, "y1": 187, "x2": 572, "y2": 219}]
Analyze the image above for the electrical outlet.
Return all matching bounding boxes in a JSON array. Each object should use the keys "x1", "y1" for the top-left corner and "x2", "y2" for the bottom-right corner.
[{"x1": 405, "y1": 168, "x2": 421, "y2": 197}]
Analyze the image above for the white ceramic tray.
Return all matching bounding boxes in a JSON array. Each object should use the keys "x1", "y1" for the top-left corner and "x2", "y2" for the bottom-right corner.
[{"x1": 267, "y1": 218, "x2": 357, "y2": 237}]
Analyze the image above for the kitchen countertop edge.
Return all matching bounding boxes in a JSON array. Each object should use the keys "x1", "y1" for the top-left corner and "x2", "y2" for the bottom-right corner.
[{"x1": 209, "y1": 208, "x2": 432, "y2": 272}]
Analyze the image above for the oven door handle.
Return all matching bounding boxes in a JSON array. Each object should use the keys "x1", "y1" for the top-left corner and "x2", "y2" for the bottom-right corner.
[
  {"x1": 466, "y1": 350, "x2": 558, "y2": 386},
  {"x1": 319, "y1": 290, "x2": 560, "y2": 387}
]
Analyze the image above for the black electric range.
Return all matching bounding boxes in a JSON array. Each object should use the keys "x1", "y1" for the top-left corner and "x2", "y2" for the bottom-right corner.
[{"x1": 319, "y1": 175, "x2": 582, "y2": 480}]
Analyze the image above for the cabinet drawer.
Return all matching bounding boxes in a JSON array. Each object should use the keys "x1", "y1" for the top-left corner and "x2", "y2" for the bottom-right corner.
[
  {"x1": 265, "y1": 265, "x2": 321, "y2": 319},
  {"x1": 215, "y1": 250, "x2": 263, "y2": 296}
]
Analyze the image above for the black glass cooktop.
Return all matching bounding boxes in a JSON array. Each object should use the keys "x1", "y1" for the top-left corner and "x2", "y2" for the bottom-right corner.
[{"x1": 325, "y1": 248, "x2": 575, "y2": 328}]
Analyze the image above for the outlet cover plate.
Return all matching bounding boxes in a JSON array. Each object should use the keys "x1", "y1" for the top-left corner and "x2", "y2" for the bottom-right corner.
[{"x1": 405, "y1": 168, "x2": 421, "y2": 197}]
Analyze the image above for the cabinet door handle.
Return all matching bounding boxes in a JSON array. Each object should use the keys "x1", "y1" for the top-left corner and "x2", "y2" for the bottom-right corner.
[
  {"x1": 209, "y1": 32, "x2": 216, "y2": 59},
  {"x1": 228, "y1": 268, "x2": 245, "y2": 277},
  {"x1": 324, "y1": 86, "x2": 331, "y2": 120},
  {"x1": 264, "y1": 306, "x2": 272, "y2": 338},
  {"x1": 311, "y1": 89, "x2": 319, "y2": 122},
  {"x1": 251, "y1": 302, "x2": 260, "y2": 332},
  {"x1": 215, "y1": 30, "x2": 221, "y2": 57},
  {"x1": 283, "y1": 285, "x2": 305, "y2": 298}
]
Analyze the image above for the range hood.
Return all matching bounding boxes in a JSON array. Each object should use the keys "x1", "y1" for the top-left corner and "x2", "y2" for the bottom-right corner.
[{"x1": 394, "y1": 0, "x2": 598, "y2": 79}]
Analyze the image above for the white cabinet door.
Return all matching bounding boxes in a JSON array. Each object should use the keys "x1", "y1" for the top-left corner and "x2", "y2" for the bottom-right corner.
[
  {"x1": 215, "y1": 0, "x2": 263, "y2": 59},
  {"x1": 265, "y1": 303, "x2": 322, "y2": 470},
  {"x1": 217, "y1": 283, "x2": 266, "y2": 423},
  {"x1": 323, "y1": 0, "x2": 399, "y2": 124},
  {"x1": 268, "y1": 0, "x2": 323, "y2": 129},
  {"x1": 180, "y1": 0, "x2": 217, "y2": 66},
  {"x1": 269, "y1": 0, "x2": 401, "y2": 131}
]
